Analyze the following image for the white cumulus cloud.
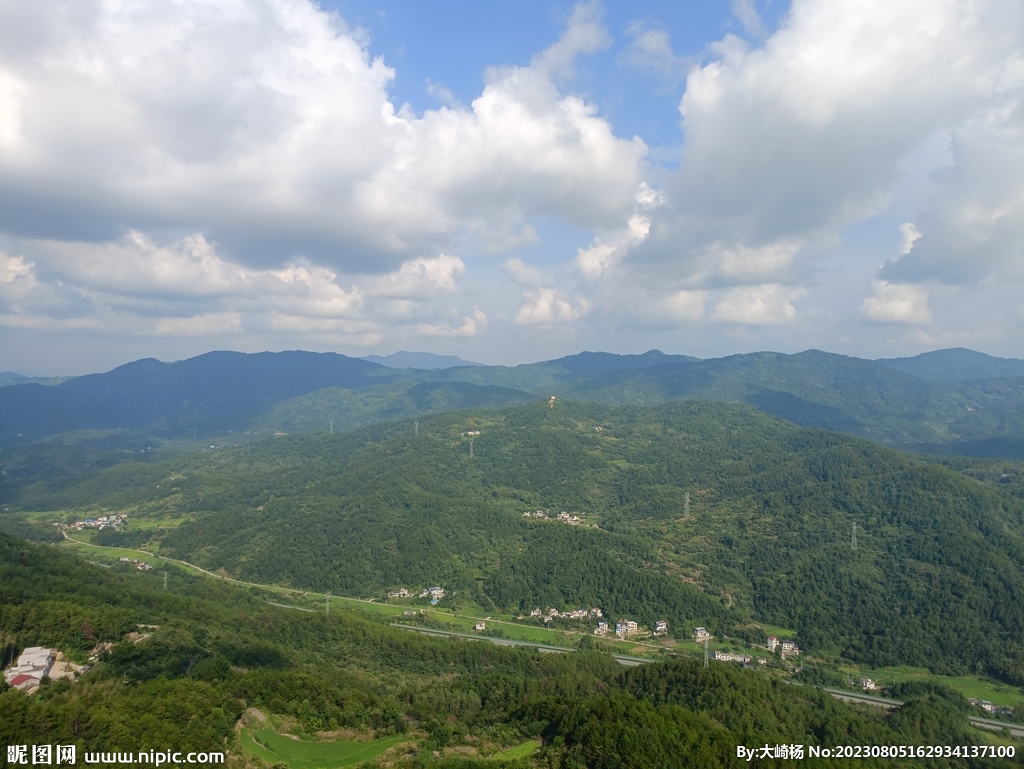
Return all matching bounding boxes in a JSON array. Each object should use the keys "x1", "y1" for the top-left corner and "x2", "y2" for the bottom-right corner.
[
  {"x1": 711, "y1": 284, "x2": 804, "y2": 325},
  {"x1": 515, "y1": 288, "x2": 590, "y2": 325},
  {"x1": 860, "y1": 280, "x2": 933, "y2": 324},
  {"x1": 0, "y1": 0, "x2": 647, "y2": 268}
]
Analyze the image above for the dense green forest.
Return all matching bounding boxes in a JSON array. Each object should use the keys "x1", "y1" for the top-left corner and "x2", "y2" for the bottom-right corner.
[
  {"x1": 5, "y1": 400, "x2": 1024, "y2": 685},
  {"x1": 1, "y1": 534, "x2": 1017, "y2": 768}
]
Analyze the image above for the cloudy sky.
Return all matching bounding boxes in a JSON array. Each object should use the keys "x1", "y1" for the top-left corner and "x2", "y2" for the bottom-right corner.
[{"x1": 1, "y1": 0, "x2": 1022, "y2": 374}]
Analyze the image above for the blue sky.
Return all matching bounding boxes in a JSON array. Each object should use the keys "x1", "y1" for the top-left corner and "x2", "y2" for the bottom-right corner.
[{"x1": 1, "y1": 0, "x2": 1022, "y2": 374}]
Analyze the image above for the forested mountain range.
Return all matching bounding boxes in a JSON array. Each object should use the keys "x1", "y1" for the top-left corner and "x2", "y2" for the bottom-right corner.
[
  {"x1": 2, "y1": 347, "x2": 1022, "y2": 458},
  {"x1": 2, "y1": 534, "x2": 1004, "y2": 768},
  {"x1": 6, "y1": 400, "x2": 1024, "y2": 685}
]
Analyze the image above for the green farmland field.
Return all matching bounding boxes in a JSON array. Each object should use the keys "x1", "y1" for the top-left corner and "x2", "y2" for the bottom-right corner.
[{"x1": 241, "y1": 729, "x2": 409, "y2": 768}]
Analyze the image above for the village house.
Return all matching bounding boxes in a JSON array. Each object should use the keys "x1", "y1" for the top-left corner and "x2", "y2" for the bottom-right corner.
[
  {"x1": 530, "y1": 608, "x2": 543, "y2": 618},
  {"x1": 859, "y1": 678, "x2": 880, "y2": 691},
  {"x1": 781, "y1": 640, "x2": 800, "y2": 655},
  {"x1": 654, "y1": 621, "x2": 668, "y2": 635},
  {"x1": 694, "y1": 627, "x2": 711, "y2": 641},
  {"x1": 615, "y1": 620, "x2": 639, "y2": 637},
  {"x1": 766, "y1": 636, "x2": 778, "y2": 652},
  {"x1": 118, "y1": 557, "x2": 151, "y2": 570},
  {"x1": 475, "y1": 621, "x2": 486, "y2": 631},
  {"x1": 594, "y1": 621, "x2": 609, "y2": 636},
  {"x1": 387, "y1": 588, "x2": 412, "y2": 599}
]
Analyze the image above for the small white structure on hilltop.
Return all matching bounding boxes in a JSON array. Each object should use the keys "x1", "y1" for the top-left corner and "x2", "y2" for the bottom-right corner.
[{"x1": 475, "y1": 621, "x2": 486, "y2": 631}]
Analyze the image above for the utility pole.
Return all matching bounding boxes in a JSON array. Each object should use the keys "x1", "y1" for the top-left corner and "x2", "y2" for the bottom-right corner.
[
  {"x1": 414, "y1": 420, "x2": 419, "y2": 436},
  {"x1": 851, "y1": 523, "x2": 857, "y2": 550}
]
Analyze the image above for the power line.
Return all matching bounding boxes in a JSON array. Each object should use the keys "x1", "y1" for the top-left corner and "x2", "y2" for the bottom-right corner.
[{"x1": 414, "y1": 420, "x2": 419, "y2": 436}]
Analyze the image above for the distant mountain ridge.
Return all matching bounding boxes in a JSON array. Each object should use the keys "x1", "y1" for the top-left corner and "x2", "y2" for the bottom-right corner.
[
  {"x1": 1, "y1": 346, "x2": 1022, "y2": 458},
  {"x1": 876, "y1": 348, "x2": 1024, "y2": 380},
  {"x1": 0, "y1": 371, "x2": 71, "y2": 387},
  {"x1": 0, "y1": 350, "x2": 394, "y2": 444},
  {"x1": 361, "y1": 351, "x2": 484, "y2": 369}
]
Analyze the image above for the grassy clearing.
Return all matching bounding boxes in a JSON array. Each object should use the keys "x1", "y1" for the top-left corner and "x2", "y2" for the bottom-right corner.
[
  {"x1": 57, "y1": 540, "x2": 164, "y2": 564},
  {"x1": 240, "y1": 728, "x2": 408, "y2": 768}
]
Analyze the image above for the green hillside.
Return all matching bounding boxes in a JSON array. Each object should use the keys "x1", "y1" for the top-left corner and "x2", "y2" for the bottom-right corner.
[
  {"x1": 1, "y1": 534, "x2": 1014, "y2": 768},
  {"x1": 7, "y1": 400, "x2": 1024, "y2": 685},
  {"x1": 251, "y1": 379, "x2": 535, "y2": 434}
]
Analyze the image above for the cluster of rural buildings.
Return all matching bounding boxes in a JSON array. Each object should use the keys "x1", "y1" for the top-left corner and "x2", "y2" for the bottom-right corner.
[
  {"x1": 530, "y1": 606, "x2": 602, "y2": 622},
  {"x1": 3, "y1": 647, "x2": 84, "y2": 694},
  {"x1": 118, "y1": 556, "x2": 152, "y2": 570},
  {"x1": 3, "y1": 647, "x2": 54, "y2": 693},
  {"x1": 65, "y1": 513, "x2": 127, "y2": 531},
  {"x1": 386, "y1": 586, "x2": 445, "y2": 605},
  {"x1": 521, "y1": 510, "x2": 586, "y2": 525},
  {"x1": 592, "y1": 619, "x2": 668, "y2": 638},
  {"x1": 767, "y1": 636, "x2": 801, "y2": 656},
  {"x1": 714, "y1": 650, "x2": 769, "y2": 666},
  {"x1": 968, "y1": 698, "x2": 1015, "y2": 718},
  {"x1": 459, "y1": 431, "x2": 481, "y2": 437}
]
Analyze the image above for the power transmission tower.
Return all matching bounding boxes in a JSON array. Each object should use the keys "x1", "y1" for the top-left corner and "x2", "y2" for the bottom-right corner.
[
  {"x1": 469, "y1": 439, "x2": 473, "y2": 458},
  {"x1": 683, "y1": 492, "x2": 690, "y2": 518},
  {"x1": 415, "y1": 420, "x2": 419, "y2": 436},
  {"x1": 326, "y1": 592, "x2": 330, "y2": 616},
  {"x1": 851, "y1": 523, "x2": 857, "y2": 550},
  {"x1": 162, "y1": 571, "x2": 168, "y2": 591},
  {"x1": 703, "y1": 638, "x2": 709, "y2": 668},
  {"x1": 329, "y1": 419, "x2": 333, "y2": 434}
]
